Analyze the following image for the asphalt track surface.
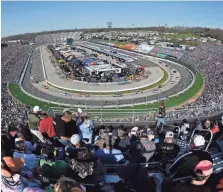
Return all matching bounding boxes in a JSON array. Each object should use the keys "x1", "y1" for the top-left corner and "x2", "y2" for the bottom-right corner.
[{"x1": 22, "y1": 43, "x2": 193, "y2": 107}]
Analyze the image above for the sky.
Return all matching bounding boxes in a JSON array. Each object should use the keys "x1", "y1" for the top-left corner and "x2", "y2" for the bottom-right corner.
[{"x1": 1, "y1": 1, "x2": 223, "y2": 37}]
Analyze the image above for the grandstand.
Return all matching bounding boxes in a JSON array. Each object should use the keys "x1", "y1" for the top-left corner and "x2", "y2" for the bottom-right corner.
[{"x1": 35, "y1": 31, "x2": 83, "y2": 44}]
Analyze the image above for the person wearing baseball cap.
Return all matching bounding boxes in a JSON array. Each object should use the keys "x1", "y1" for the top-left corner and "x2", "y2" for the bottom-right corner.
[
  {"x1": 193, "y1": 135, "x2": 206, "y2": 149},
  {"x1": 28, "y1": 106, "x2": 47, "y2": 143},
  {"x1": 163, "y1": 160, "x2": 213, "y2": 192},
  {"x1": 65, "y1": 134, "x2": 86, "y2": 158},
  {"x1": 1, "y1": 157, "x2": 44, "y2": 192},
  {"x1": 154, "y1": 131, "x2": 180, "y2": 163},
  {"x1": 168, "y1": 135, "x2": 213, "y2": 179}
]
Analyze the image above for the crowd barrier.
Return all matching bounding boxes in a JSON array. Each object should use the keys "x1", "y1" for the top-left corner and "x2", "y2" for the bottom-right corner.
[{"x1": 47, "y1": 105, "x2": 223, "y2": 125}]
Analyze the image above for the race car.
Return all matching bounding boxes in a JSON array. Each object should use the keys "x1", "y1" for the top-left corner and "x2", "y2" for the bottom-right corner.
[
  {"x1": 60, "y1": 92, "x2": 68, "y2": 96},
  {"x1": 42, "y1": 85, "x2": 49, "y2": 89},
  {"x1": 113, "y1": 93, "x2": 123, "y2": 97}
]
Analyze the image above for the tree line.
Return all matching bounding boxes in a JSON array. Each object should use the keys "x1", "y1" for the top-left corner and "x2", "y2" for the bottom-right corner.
[{"x1": 2, "y1": 26, "x2": 223, "y2": 43}]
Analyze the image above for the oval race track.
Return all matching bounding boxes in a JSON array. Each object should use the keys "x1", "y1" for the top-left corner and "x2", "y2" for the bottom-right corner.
[{"x1": 22, "y1": 42, "x2": 194, "y2": 108}]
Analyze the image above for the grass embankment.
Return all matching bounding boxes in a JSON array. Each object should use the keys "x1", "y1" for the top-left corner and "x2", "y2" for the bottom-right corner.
[{"x1": 8, "y1": 72, "x2": 203, "y2": 112}]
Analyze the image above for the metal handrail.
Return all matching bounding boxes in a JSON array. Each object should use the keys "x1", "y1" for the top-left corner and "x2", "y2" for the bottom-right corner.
[{"x1": 188, "y1": 128, "x2": 213, "y2": 151}]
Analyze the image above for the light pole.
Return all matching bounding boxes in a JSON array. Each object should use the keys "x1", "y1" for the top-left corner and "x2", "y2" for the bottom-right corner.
[{"x1": 107, "y1": 22, "x2": 112, "y2": 62}]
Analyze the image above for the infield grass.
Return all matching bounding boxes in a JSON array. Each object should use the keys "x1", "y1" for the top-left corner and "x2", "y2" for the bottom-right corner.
[{"x1": 8, "y1": 72, "x2": 203, "y2": 113}]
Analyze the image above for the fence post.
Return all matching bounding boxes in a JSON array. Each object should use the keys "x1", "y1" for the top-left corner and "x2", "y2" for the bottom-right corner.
[
  {"x1": 132, "y1": 110, "x2": 134, "y2": 125},
  {"x1": 100, "y1": 108, "x2": 103, "y2": 125}
]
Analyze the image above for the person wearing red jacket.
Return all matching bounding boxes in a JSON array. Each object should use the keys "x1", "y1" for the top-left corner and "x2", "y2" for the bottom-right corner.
[{"x1": 39, "y1": 112, "x2": 56, "y2": 139}]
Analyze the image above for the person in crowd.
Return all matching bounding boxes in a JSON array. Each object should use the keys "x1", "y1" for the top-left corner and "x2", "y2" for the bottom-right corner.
[
  {"x1": 15, "y1": 131, "x2": 37, "y2": 154},
  {"x1": 128, "y1": 129, "x2": 156, "y2": 163},
  {"x1": 1, "y1": 124, "x2": 18, "y2": 157},
  {"x1": 210, "y1": 121, "x2": 222, "y2": 140},
  {"x1": 156, "y1": 103, "x2": 166, "y2": 129},
  {"x1": 65, "y1": 134, "x2": 87, "y2": 158},
  {"x1": 39, "y1": 146, "x2": 72, "y2": 180},
  {"x1": 128, "y1": 126, "x2": 140, "y2": 142},
  {"x1": 28, "y1": 106, "x2": 46, "y2": 143},
  {"x1": 16, "y1": 123, "x2": 33, "y2": 142},
  {"x1": 94, "y1": 135, "x2": 126, "y2": 164},
  {"x1": 54, "y1": 111, "x2": 78, "y2": 146},
  {"x1": 168, "y1": 135, "x2": 213, "y2": 179},
  {"x1": 13, "y1": 140, "x2": 39, "y2": 172},
  {"x1": 79, "y1": 116, "x2": 94, "y2": 144},
  {"x1": 53, "y1": 176, "x2": 85, "y2": 192},
  {"x1": 68, "y1": 147, "x2": 106, "y2": 184},
  {"x1": 1, "y1": 156, "x2": 44, "y2": 192},
  {"x1": 114, "y1": 126, "x2": 131, "y2": 153},
  {"x1": 204, "y1": 119, "x2": 212, "y2": 130},
  {"x1": 180, "y1": 119, "x2": 190, "y2": 140},
  {"x1": 8, "y1": 122, "x2": 18, "y2": 144},
  {"x1": 94, "y1": 128, "x2": 110, "y2": 150},
  {"x1": 2, "y1": 133, "x2": 12, "y2": 158},
  {"x1": 75, "y1": 108, "x2": 85, "y2": 127},
  {"x1": 39, "y1": 112, "x2": 56, "y2": 140},
  {"x1": 162, "y1": 160, "x2": 213, "y2": 192},
  {"x1": 112, "y1": 125, "x2": 124, "y2": 137},
  {"x1": 154, "y1": 131, "x2": 180, "y2": 162},
  {"x1": 115, "y1": 163, "x2": 156, "y2": 192}
]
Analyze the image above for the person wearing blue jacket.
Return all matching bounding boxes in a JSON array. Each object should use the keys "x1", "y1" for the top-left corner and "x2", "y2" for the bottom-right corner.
[{"x1": 79, "y1": 116, "x2": 94, "y2": 144}]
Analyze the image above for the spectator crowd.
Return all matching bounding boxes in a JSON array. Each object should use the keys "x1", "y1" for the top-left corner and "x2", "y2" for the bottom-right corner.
[
  {"x1": 1, "y1": 106, "x2": 223, "y2": 192},
  {"x1": 179, "y1": 43, "x2": 223, "y2": 105},
  {"x1": 1, "y1": 43, "x2": 33, "y2": 131}
]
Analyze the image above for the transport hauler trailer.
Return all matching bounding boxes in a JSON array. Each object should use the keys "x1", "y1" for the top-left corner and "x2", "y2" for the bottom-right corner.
[{"x1": 85, "y1": 64, "x2": 122, "y2": 75}]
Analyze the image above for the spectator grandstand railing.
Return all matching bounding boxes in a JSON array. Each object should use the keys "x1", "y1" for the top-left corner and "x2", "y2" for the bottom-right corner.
[{"x1": 47, "y1": 103, "x2": 223, "y2": 124}]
